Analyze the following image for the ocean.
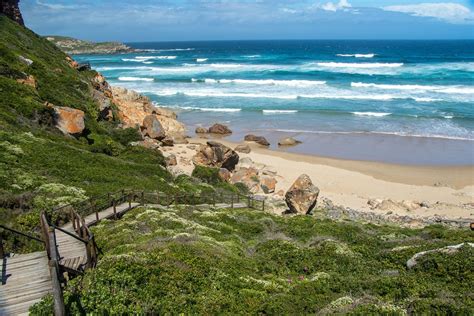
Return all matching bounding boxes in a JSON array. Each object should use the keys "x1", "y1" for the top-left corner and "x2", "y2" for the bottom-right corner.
[{"x1": 74, "y1": 40, "x2": 474, "y2": 165}]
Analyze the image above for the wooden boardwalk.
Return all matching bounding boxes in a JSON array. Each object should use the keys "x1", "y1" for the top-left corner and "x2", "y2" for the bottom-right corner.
[
  {"x1": 0, "y1": 202, "x2": 138, "y2": 315},
  {"x1": 0, "y1": 192, "x2": 260, "y2": 315}
]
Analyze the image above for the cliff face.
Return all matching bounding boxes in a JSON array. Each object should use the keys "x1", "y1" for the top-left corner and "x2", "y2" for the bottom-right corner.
[{"x1": 1, "y1": 0, "x2": 24, "y2": 26}]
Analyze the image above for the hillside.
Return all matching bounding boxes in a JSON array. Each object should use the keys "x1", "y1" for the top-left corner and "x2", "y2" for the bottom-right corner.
[
  {"x1": 46, "y1": 35, "x2": 134, "y2": 55},
  {"x1": 0, "y1": 15, "x2": 232, "y2": 233},
  {"x1": 31, "y1": 205, "x2": 474, "y2": 314}
]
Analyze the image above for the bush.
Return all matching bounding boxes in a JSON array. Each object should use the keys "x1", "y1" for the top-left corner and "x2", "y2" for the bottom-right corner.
[
  {"x1": 89, "y1": 133, "x2": 124, "y2": 156},
  {"x1": 192, "y1": 165, "x2": 222, "y2": 185},
  {"x1": 110, "y1": 127, "x2": 142, "y2": 146}
]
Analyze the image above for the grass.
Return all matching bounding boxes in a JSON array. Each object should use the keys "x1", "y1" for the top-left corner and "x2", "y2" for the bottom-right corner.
[{"x1": 30, "y1": 206, "x2": 474, "y2": 314}]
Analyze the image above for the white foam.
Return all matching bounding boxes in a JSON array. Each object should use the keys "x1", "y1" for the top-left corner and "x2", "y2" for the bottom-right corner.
[
  {"x1": 196, "y1": 58, "x2": 208, "y2": 62},
  {"x1": 197, "y1": 78, "x2": 326, "y2": 87},
  {"x1": 118, "y1": 77, "x2": 154, "y2": 82},
  {"x1": 351, "y1": 82, "x2": 474, "y2": 94},
  {"x1": 317, "y1": 62, "x2": 403, "y2": 68},
  {"x1": 135, "y1": 56, "x2": 177, "y2": 60},
  {"x1": 242, "y1": 55, "x2": 261, "y2": 58},
  {"x1": 179, "y1": 106, "x2": 241, "y2": 112},
  {"x1": 352, "y1": 112, "x2": 392, "y2": 117},
  {"x1": 337, "y1": 54, "x2": 376, "y2": 58},
  {"x1": 262, "y1": 110, "x2": 298, "y2": 114},
  {"x1": 444, "y1": 115, "x2": 454, "y2": 119}
]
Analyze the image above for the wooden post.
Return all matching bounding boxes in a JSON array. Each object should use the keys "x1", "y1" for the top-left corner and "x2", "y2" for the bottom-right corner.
[
  {"x1": 0, "y1": 235, "x2": 4, "y2": 258},
  {"x1": 91, "y1": 200, "x2": 98, "y2": 222},
  {"x1": 231, "y1": 193, "x2": 234, "y2": 209},
  {"x1": 128, "y1": 194, "x2": 132, "y2": 209},
  {"x1": 71, "y1": 209, "x2": 76, "y2": 231},
  {"x1": 248, "y1": 196, "x2": 251, "y2": 208},
  {"x1": 113, "y1": 200, "x2": 117, "y2": 220},
  {"x1": 48, "y1": 228, "x2": 66, "y2": 316},
  {"x1": 141, "y1": 191, "x2": 145, "y2": 205},
  {"x1": 213, "y1": 194, "x2": 216, "y2": 207},
  {"x1": 262, "y1": 199, "x2": 265, "y2": 212}
]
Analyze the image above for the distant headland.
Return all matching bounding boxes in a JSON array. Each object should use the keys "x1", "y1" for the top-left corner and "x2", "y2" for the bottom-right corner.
[{"x1": 45, "y1": 35, "x2": 136, "y2": 55}]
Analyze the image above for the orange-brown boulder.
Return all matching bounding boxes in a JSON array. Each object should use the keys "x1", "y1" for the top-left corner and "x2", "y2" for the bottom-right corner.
[{"x1": 53, "y1": 106, "x2": 85, "y2": 135}]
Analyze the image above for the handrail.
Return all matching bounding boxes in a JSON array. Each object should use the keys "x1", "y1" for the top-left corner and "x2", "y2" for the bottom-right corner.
[
  {"x1": 0, "y1": 224, "x2": 44, "y2": 244},
  {"x1": 50, "y1": 224, "x2": 89, "y2": 244}
]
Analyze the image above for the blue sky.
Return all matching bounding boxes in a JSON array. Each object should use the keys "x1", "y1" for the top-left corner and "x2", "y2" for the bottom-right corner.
[{"x1": 21, "y1": 0, "x2": 474, "y2": 41}]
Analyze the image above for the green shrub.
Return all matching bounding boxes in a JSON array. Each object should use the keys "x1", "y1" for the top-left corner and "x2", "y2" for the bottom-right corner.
[
  {"x1": 192, "y1": 165, "x2": 222, "y2": 185},
  {"x1": 89, "y1": 133, "x2": 124, "y2": 156}
]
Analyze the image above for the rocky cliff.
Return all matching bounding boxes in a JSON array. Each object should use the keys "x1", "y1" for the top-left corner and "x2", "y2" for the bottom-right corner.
[{"x1": 1, "y1": 0, "x2": 24, "y2": 25}]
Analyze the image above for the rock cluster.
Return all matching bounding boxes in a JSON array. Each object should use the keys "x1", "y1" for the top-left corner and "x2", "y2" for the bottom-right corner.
[
  {"x1": 111, "y1": 86, "x2": 186, "y2": 145},
  {"x1": 192, "y1": 141, "x2": 239, "y2": 171},
  {"x1": 195, "y1": 123, "x2": 232, "y2": 135},
  {"x1": 278, "y1": 137, "x2": 302, "y2": 146},
  {"x1": 368, "y1": 199, "x2": 431, "y2": 212}
]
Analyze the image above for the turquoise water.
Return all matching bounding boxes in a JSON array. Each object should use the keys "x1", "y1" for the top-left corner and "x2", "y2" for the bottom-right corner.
[{"x1": 74, "y1": 40, "x2": 474, "y2": 164}]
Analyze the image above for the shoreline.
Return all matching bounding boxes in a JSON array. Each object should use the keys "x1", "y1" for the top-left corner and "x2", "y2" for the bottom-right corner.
[
  {"x1": 163, "y1": 136, "x2": 474, "y2": 222},
  {"x1": 191, "y1": 136, "x2": 474, "y2": 189}
]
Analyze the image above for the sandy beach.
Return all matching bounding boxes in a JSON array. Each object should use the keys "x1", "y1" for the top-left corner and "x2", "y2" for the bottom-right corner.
[{"x1": 162, "y1": 136, "x2": 474, "y2": 222}]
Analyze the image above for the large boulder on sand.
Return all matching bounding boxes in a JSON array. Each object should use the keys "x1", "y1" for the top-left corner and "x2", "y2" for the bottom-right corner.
[
  {"x1": 209, "y1": 123, "x2": 232, "y2": 135},
  {"x1": 53, "y1": 106, "x2": 85, "y2": 135},
  {"x1": 192, "y1": 141, "x2": 239, "y2": 171},
  {"x1": 285, "y1": 174, "x2": 320, "y2": 215},
  {"x1": 244, "y1": 134, "x2": 270, "y2": 146},
  {"x1": 260, "y1": 176, "x2": 277, "y2": 194},
  {"x1": 235, "y1": 144, "x2": 251, "y2": 153}
]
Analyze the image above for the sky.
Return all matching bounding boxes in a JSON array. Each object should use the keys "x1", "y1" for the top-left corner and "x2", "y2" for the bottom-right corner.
[{"x1": 20, "y1": 0, "x2": 474, "y2": 41}]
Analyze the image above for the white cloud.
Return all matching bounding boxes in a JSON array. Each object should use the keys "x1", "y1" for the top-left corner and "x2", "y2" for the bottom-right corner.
[
  {"x1": 36, "y1": 1, "x2": 83, "y2": 10},
  {"x1": 384, "y1": 2, "x2": 474, "y2": 24},
  {"x1": 321, "y1": 0, "x2": 352, "y2": 12}
]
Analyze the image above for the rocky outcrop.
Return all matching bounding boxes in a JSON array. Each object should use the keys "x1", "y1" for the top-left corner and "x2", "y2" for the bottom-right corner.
[
  {"x1": 112, "y1": 87, "x2": 153, "y2": 128},
  {"x1": 192, "y1": 141, "x2": 239, "y2": 171},
  {"x1": 285, "y1": 174, "x2": 320, "y2": 215},
  {"x1": 230, "y1": 167, "x2": 260, "y2": 193},
  {"x1": 165, "y1": 154, "x2": 177, "y2": 166},
  {"x1": 278, "y1": 137, "x2": 302, "y2": 146},
  {"x1": 53, "y1": 106, "x2": 85, "y2": 136},
  {"x1": 244, "y1": 134, "x2": 270, "y2": 146},
  {"x1": 208, "y1": 123, "x2": 232, "y2": 135},
  {"x1": 235, "y1": 144, "x2": 251, "y2": 154},
  {"x1": 260, "y1": 176, "x2": 277, "y2": 194},
  {"x1": 112, "y1": 86, "x2": 185, "y2": 140},
  {"x1": 1, "y1": 0, "x2": 24, "y2": 25}
]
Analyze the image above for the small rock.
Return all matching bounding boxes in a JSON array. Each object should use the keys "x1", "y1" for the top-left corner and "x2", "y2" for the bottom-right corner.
[
  {"x1": 260, "y1": 176, "x2": 277, "y2": 194},
  {"x1": 235, "y1": 144, "x2": 251, "y2": 154},
  {"x1": 420, "y1": 201, "x2": 431, "y2": 208},
  {"x1": 278, "y1": 137, "x2": 302, "y2": 146},
  {"x1": 218, "y1": 168, "x2": 232, "y2": 182},
  {"x1": 244, "y1": 134, "x2": 270, "y2": 146},
  {"x1": 19, "y1": 55, "x2": 33, "y2": 66},
  {"x1": 16, "y1": 75, "x2": 37, "y2": 88},
  {"x1": 161, "y1": 136, "x2": 174, "y2": 147},
  {"x1": 165, "y1": 154, "x2": 177, "y2": 166},
  {"x1": 208, "y1": 123, "x2": 232, "y2": 135},
  {"x1": 262, "y1": 166, "x2": 277, "y2": 176},
  {"x1": 195, "y1": 126, "x2": 208, "y2": 134}
]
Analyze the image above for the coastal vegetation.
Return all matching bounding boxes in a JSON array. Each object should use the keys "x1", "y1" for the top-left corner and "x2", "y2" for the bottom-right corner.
[
  {"x1": 31, "y1": 206, "x2": 474, "y2": 314},
  {"x1": 0, "y1": 11, "x2": 473, "y2": 316}
]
